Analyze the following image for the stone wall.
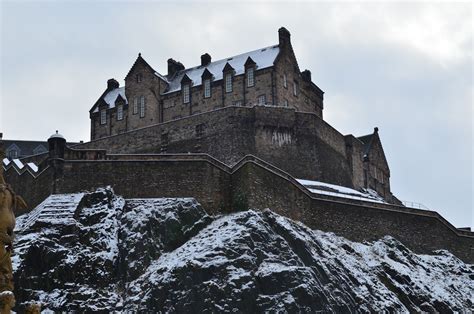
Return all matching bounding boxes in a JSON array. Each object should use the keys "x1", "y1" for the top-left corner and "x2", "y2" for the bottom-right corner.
[
  {"x1": 80, "y1": 106, "x2": 357, "y2": 186},
  {"x1": 231, "y1": 160, "x2": 474, "y2": 264},
  {"x1": 4, "y1": 153, "x2": 473, "y2": 263}
]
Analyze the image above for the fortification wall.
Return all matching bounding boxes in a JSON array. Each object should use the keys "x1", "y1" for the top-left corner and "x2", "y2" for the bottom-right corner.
[
  {"x1": 4, "y1": 153, "x2": 473, "y2": 263},
  {"x1": 231, "y1": 161, "x2": 474, "y2": 263},
  {"x1": 78, "y1": 106, "x2": 356, "y2": 187},
  {"x1": 3, "y1": 165, "x2": 54, "y2": 216}
]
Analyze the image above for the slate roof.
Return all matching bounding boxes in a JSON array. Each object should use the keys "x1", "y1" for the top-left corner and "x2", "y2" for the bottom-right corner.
[
  {"x1": 159, "y1": 45, "x2": 280, "y2": 94},
  {"x1": 93, "y1": 87, "x2": 127, "y2": 113},
  {"x1": 2, "y1": 140, "x2": 79, "y2": 159},
  {"x1": 357, "y1": 134, "x2": 375, "y2": 156},
  {"x1": 93, "y1": 44, "x2": 280, "y2": 111}
]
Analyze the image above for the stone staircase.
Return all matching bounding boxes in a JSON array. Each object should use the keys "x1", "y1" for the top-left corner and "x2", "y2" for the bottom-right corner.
[{"x1": 16, "y1": 193, "x2": 84, "y2": 232}]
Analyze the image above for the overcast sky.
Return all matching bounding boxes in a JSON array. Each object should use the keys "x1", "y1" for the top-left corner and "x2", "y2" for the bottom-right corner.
[{"x1": 1, "y1": 1, "x2": 472, "y2": 228}]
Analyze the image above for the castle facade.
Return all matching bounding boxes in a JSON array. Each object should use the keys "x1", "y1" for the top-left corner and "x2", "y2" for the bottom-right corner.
[{"x1": 87, "y1": 28, "x2": 394, "y2": 202}]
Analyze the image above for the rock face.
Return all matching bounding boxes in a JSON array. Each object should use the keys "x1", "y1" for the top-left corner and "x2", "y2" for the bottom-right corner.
[{"x1": 13, "y1": 189, "x2": 474, "y2": 312}]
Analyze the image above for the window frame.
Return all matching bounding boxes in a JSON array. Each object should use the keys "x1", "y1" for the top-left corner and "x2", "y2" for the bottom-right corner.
[
  {"x1": 247, "y1": 67, "x2": 255, "y2": 87},
  {"x1": 139, "y1": 96, "x2": 145, "y2": 118},
  {"x1": 117, "y1": 104, "x2": 123, "y2": 121},
  {"x1": 258, "y1": 94, "x2": 266, "y2": 105},
  {"x1": 100, "y1": 109, "x2": 107, "y2": 125},
  {"x1": 203, "y1": 79, "x2": 211, "y2": 98},
  {"x1": 183, "y1": 84, "x2": 190, "y2": 103},
  {"x1": 293, "y1": 81, "x2": 298, "y2": 96},
  {"x1": 225, "y1": 73, "x2": 233, "y2": 93},
  {"x1": 133, "y1": 98, "x2": 138, "y2": 114},
  {"x1": 283, "y1": 74, "x2": 287, "y2": 88}
]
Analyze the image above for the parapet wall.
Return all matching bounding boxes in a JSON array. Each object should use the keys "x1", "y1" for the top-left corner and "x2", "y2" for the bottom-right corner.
[{"x1": 4, "y1": 153, "x2": 473, "y2": 263}]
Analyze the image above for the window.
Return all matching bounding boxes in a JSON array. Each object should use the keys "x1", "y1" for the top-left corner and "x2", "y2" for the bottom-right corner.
[
  {"x1": 8, "y1": 150, "x2": 18, "y2": 159},
  {"x1": 117, "y1": 105, "x2": 123, "y2": 121},
  {"x1": 195, "y1": 124, "x2": 205, "y2": 138},
  {"x1": 183, "y1": 84, "x2": 190, "y2": 103},
  {"x1": 203, "y1": 79, "x2": 211, "y2": 98},
  {"x1": 234, "y1": 100, "x2": 242, "y2": 106},
  {"x1": 133, "y1": 98, "x2": 138, "y2": 114},
  {"x1": 283, "y1": 74, "x2": 287, "y2": 88},
  {"x1": 161, "y1": 133, "x2": 169, "y2": 153},
  {"x1": 100, "y1": 109, "x2": 107, "y2": 125},
  {"x1": 247, "y1": 67, "x2": 255, "y2": 87},
  {"x1": 139, "y1": 96, "x2": 145, "y2": 118},
  {"x1": 225, "y1": 74, "x2": 232, "y2": 93},
  {"x1": 283, "y1": 99, "x2": 288, "y2": 107},
  {"x1": 33, "y1": 145, "x2": 47, "y2": 155},
  {"x1": 293, "y1": 81, "x2": 298, "y2": 96},
  {"x1": 258, "y1": 95, "x2": 266, "y2": 105},
  {"x1": 136, "y1": 74, "x2": 143, "y2": 83}
]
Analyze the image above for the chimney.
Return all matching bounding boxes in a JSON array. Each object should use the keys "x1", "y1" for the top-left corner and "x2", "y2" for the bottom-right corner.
[
  {"x1": 278, "y1": 27, "x2": 291, "y2": 48},
  {"x1": 201, "y1": 53, "x2": 211, "y2": 66},
  {"x1": 302, "y1": 70, "x2": 311, "y2": 82},
  {"x1": 167, "y1": 58, "x2": 185, "y2": 77},
  {"x1": 107, "y1": 78, "x2": 119, "y2": 90}
]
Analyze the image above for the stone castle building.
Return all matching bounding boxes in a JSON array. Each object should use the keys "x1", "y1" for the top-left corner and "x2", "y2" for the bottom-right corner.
[
  {"x1": 88, "y1": 27, "x2": 393, "y2": 202},
  {"x1": 5, "y1": 27, "x2": 472, "y2": 263}
]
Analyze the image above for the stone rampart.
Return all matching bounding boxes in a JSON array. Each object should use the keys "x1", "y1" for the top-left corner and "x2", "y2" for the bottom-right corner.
[{"x1": 4, "y1": 152, "x2": 473, "y2": 263}]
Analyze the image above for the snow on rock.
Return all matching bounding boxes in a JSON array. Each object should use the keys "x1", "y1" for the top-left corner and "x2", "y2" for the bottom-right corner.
[{"x1": 13, "y1": 189, "x2": 474, "y2": 312}]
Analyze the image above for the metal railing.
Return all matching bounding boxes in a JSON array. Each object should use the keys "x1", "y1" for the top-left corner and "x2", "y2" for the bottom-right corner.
[{"x1": 401, "y1": 200, "x2": 430, "y2": 210}]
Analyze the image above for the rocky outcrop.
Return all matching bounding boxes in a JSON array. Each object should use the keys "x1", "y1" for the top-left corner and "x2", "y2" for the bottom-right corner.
[{"x1": 13, "y1": 188, "x2": 474, "y2": 312}]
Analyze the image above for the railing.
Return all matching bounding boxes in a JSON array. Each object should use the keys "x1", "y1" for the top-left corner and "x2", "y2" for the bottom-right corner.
[{"x1": 401, "y1": 200, "x2": 430, "y2": 210}]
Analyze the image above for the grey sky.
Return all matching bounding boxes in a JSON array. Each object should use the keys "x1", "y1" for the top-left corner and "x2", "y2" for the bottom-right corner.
[{"x1": 1, "y1": 1, "x2": 472, "y2": 228}]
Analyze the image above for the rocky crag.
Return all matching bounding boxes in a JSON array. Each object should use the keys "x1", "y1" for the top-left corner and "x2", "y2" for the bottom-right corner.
[{"x1": 13, "y1": 188, "x2": 474, "y2": 312}]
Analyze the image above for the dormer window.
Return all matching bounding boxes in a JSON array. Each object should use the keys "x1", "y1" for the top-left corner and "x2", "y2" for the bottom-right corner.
[
  {"x1": 183, "y1": 84, "x2": 190, "y2": 103},
  {"x1": 136, "y1": 74, "x2": 143, "y2": 83},
  {"x1": 247, "y1": 67, "x2": 255, "y2": 87},
  {"x1": 100, "y1": 109, "x2": 107, "y2": 125},
  {"x1": 225, "y1": 74, "x2": 232, "y2": 93},
  {"x1": 222, "y1": 62, "x2": 234, "y2": 94},
  {"x1": 203, "y1": 79, "x2": 211, "y2": 98},
  {"x1": 117, "y1": 105, "x2": 123, "y2": 120},
  {"x1": 8, "y1": 150, "x2": 18, "y2": 159}
]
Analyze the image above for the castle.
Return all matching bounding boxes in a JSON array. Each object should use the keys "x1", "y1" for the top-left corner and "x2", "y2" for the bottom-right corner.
[
  {"x1": 3, "y1": 28, "x2": 473, "y2": 263},
  {"x1": 88, "y1": 27, "x2": 395, "y2": 203}
]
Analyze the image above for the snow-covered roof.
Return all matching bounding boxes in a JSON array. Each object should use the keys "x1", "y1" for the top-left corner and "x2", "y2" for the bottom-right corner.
[
  {"x1": 94, "y1": 86, "x2": 127, "y2": 113},
  {"x1": 49, "y1": 131, "x2": 65, "y2": 140},
  {"x1": 162, "y1": 45, "x2": 280, "y2": 94}
]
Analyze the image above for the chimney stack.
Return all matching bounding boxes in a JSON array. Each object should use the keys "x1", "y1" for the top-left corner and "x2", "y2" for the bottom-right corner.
[
  {"x1": 302, "y1": 70, "x2": 312, "y2": 82},
  {"x1": 107, "y1": 78, "x2": 119, "y2": 91},
  {"x1": 201, "y1": 53, "x2": 211, "y2": 66},
  {"x1": 167, "y1": 58, "x2": 185, "y2": 77},
  {"x1": 278, "y1": 27, "x2": 291, "y2": 48}
]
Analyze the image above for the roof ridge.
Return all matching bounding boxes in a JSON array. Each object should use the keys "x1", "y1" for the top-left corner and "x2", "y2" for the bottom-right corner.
[{"x1": 176, "y1": 44, "x2": 278, "y2": 74}]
